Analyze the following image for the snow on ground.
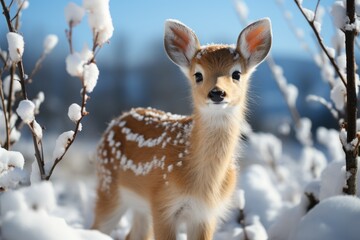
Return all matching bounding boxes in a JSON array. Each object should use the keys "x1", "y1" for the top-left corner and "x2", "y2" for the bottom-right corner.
[
  {"x1": 1, "y1": 131, "x2": 360, "y2": 240},
  {"x1": 290, "y1": 196, "x2": 360, "y2": 240}
]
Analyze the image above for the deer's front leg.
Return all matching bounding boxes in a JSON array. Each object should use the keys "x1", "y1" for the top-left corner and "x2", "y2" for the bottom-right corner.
[
  {"x1": 153, "y1": 212, "x2": 176, "y2": 240},
  {"x1": 187, "y1": 218, "x2": 217, "y2": 240},
  {"x1": 151, "y1": 205, "x2": 177, "y2": 240}
]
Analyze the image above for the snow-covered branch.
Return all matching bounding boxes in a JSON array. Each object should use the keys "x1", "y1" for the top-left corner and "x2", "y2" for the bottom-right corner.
[
  {"x1": 0, "y1": 0, "x2": 112, "y2": 182},
  {"x1": 294, "y1": 0, "x2": 347, "y2": 87},
  {"x1": 306, "y1": 94, "x2": 339, "y2": 119},
  {"x1": 45, "y1": 1, "x2": 112, "y2": 180}
]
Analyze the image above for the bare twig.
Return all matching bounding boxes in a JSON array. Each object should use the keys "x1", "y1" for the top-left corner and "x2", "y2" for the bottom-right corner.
[
  {"x1": 1, "y1": 0, "x2": 13, "y2": 31},
  {"x1": 0, "y1": 51, "x2": 7, "y2": 66},
  {"x1": 267, "y1": 56, "x2": 302, "y2": 127},
  {"x1": 275, "y1": 1, "x2": 314, "y2": 56},
  {"x1": 10, "y1": 0, "x2": 25, "y2": 23},
  {"x1": 276, "y1": 0, "x2": 336, "y2": 89},
  {"x1": 16, "y1": 61, "x2": 27, "y2": 101},
  {"x1": 92, "y1": 30, "x2": 98, "y2": 51},
  {"x1": 294, "y1": 0, "x2": 347, "y2": 87},
  {"x1": 14, "y1": 1, "x2": 26, "y2": 30},
  {"x1": 46, "y1": 86, "x2": 89, "y2": 180},
  {"x1": 237, "y1": 209, "x2": 249, "y2": 240},
  {"x1": 3, "y1": 64, "x2": 16, "y2": 149},
  {"x1": 27, "y1": 53, "x2": 47, "y2": 83},
  {"x1": 317, "y1": 48, "x2": 336, "y2": 89},
  {"x1": 30, "y1": 121, "x2": 46, "y2": 179},
  {"x1": 0, "y1": 78, "x2": 10, "y2": 149},
  {"x1": 304, "y1": 192, "x2": 319, "y2": 212},
  {"x1": 65, "y1": 23, "x2": 74, "y2": 54},
  {"x1": 307, "y1": 94, "x2": 339, "y2": 119},
  {"x1": 6, "y1": 64, "x2": 15, "y2": 124},
  {"x1": 314, "y1": 0, "x2": 321, "y2": 19},
  {"x1": 90, "y1": 32, "x2": 100, "y2": 63},
  {"x1": 8, "y1": 0, "x2": 14, "y2": 8}
]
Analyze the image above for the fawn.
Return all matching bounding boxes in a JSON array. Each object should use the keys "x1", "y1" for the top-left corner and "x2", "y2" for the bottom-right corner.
[{"x1": 92, "y1": 18, "x2": 272, "y2": 239}]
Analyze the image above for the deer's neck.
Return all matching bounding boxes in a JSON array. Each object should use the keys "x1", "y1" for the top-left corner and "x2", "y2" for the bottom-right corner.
[{"x1": 185, "y1": 106, "x2": 243, "y2": 195}]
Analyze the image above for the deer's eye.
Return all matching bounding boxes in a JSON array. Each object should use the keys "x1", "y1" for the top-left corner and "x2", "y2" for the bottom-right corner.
[
  {"x1": 194, "y1": 72, "x2": 203, "y2": 83},
  {"x1": 232, "y1": 70, "x2": 241, "y2": 81}
]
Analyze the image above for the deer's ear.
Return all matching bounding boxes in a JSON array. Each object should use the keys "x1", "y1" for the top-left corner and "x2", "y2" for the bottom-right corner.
[
  {"x1": 164, "y1": 19, "x2": 200, "y2": 68},
  {"x1": 237, "y1": 18, "x2": 272, "y2": 70}
]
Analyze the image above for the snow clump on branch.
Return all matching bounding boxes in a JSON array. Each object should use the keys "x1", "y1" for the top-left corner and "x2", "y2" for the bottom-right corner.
[
  {"x1": 64, "y1": 2, "x2": 85, "y2": 27},
  {"x1": 3, "y1": 74, "x2": 21, "y2": 97},
  {"x1": 16, "y1": 100, "x2": 35, "y2": 124},
  {"x1": 65, "y1": 45, "x2": 94, "y2": 78},
  {"x1": 66, "y1": 53, "x2": 86, "y2": 77},
  {"x1": 0, "y1": 147, "x2": 25, "y2": 190},
  {"x1": 43, "y1": 34, "x2": 58, "y2": 54},
  {"x1": 0, "y1": 147, "x2": 24, "y2": 173},
  {"x1": 6, "y1": 32, "x2": 24, "y2": 63},
  {"x1": 17, "y1": 0, "x2": 29, "y2": 10},
  {"x1": 83, "y1": 0, "x2": 114, "y2": 46},
  {"x1": 83, "y1": 63, "x2": 99, "y2": 93},
  {"x1": 68, "y1": 103, "x2": 82, "y2": 122},
  {"x1": 32, "y1": 120, "x2": 43, "y2": 139},
  {"x1": 45, "y1": 131, "x2": 75, "y2": 175},
  {"x1": 51, "y1": 131, "x2": 74, "y2": 161},
  {"x1": 330, "y1": 80, "x2": 346, "y2": 110}
]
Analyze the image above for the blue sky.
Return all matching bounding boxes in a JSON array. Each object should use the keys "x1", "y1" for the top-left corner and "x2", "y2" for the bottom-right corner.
[
  {"x1": 0, "y1": 0, "x2": 339, "y2": 132},
  {"x1": 2, "y1": 0, "x2": 335, "y2": 65}
]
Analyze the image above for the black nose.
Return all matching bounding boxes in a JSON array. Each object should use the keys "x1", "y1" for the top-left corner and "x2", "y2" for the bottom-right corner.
[{"x1": 208, "y1": 88, "x2": 226, "y2": 103}]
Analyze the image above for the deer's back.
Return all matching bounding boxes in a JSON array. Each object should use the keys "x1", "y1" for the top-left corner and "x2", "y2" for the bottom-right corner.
[{"x1": 96, "y1": 107, "x2": 193, "y2": 197}]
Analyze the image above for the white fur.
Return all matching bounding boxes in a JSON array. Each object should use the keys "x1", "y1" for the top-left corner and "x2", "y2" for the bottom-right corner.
[
  {"x1": 199, "y1": 104, "x2": 241, "y2": 129},
  {"x1": 117, "y1": 188, "x2": 232, "y2": 235},
  {"x1": 117, "y1": 189, "x2": 231, "y2": 236},
  {"x1": 165, "y1": 195, "x2": 232, "y2": 230}
]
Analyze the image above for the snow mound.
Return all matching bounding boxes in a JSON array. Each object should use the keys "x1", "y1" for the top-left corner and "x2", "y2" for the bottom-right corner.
[
  {"x1": 1, "y1": 181, "x2": 109, "y2": 240},
  {"x1": 2, "y1": 209, "x2": 111, "y2": 240},
  {"x1": 290, "y1": 196, "x2": 360, "y2": 240},
  {"x1": 240, "y1": 164, "x2": 283, "y2": 228}
]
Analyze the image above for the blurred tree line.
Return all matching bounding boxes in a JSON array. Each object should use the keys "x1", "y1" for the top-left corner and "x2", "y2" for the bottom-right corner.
[{"x1": 1, "y1": 33, "x2": 338, "y2": 140}]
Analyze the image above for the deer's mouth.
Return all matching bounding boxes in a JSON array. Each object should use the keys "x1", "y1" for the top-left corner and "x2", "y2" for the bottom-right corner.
[{"x1": 205, "y1": 101, "x2": 230, "y2": 110}]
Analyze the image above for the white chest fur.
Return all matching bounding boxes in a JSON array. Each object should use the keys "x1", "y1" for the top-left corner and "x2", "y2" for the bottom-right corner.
[{"x1": 165, "y1": 195, "x2": 231, "y2": 225}]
